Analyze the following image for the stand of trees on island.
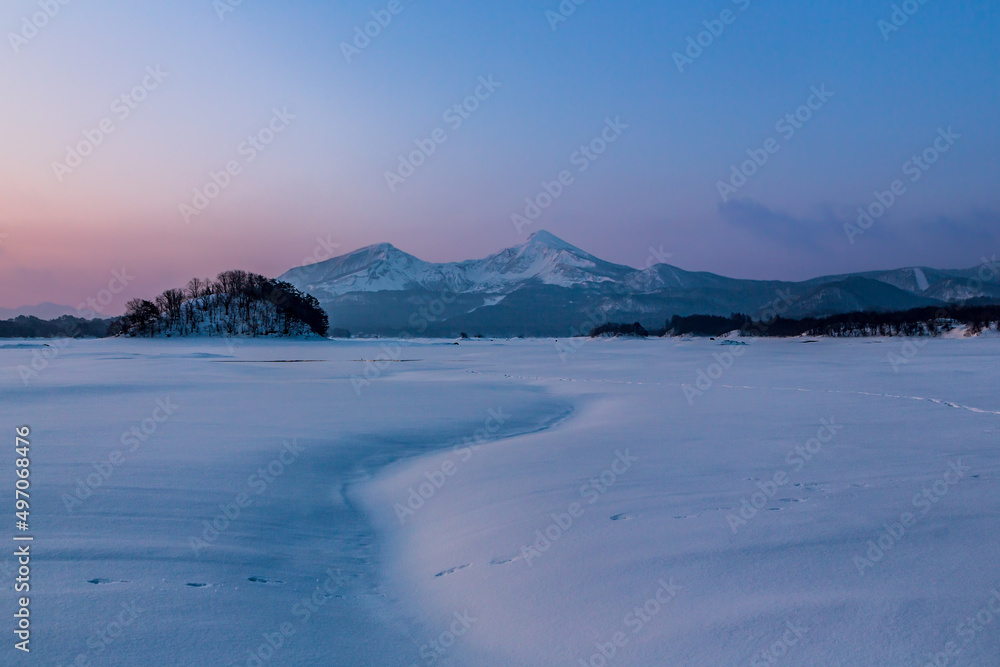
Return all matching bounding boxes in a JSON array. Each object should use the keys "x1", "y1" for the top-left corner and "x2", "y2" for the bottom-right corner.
[
  {"x1": 108, "y1": 270, "x2": 330, "y2": 338},
  {"x1": 589, "y1": 304, "x2": 1000, "y2": 339}
]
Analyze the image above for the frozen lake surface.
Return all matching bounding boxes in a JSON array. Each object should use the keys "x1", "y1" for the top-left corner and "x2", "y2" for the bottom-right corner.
[{"x1": 2, "y1": 336, "x2": 999, "y2": 665}]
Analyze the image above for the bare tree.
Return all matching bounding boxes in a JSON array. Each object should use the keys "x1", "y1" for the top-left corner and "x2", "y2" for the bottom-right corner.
[{"x1": 185, "y1": 278, "x2": 209, "y2": 300}]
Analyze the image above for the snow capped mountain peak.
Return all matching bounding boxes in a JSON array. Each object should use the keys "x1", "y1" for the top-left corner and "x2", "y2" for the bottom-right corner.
[
  {"x1": 279, "y1": 241, "x2": 439, "y2": 297},
  {"x1": 347, "y1": 242, "x2": 407, "y2": 261},
  {"x1": 517, "y1": 229, "x2": 605, "y2": 264},
  {"x1": 279, "y1": 231, "x2": 634, "y2": 298},
  {"x1": 467, "y1": 230, "x2": 632, "y2": 289},
  {"x1": 525, "y1": 229, "x2": 581, "y2": 252}
]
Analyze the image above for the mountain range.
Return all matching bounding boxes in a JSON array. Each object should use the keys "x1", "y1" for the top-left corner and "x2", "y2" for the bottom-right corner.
[
  {"x1": 278, "y1": 231, "x2": 1000, "y2": 337},
  {"x1": 0, "y1": 303, "x2": 88, "y2": 320}
]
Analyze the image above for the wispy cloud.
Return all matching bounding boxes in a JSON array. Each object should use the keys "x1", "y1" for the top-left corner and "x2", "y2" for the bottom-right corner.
[{"x1": 719, "y1": 199, "x2": 1000, "y2": 270}]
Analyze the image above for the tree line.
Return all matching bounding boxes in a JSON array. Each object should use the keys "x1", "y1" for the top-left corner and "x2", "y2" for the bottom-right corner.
[
  {"x1": 0, "y1": 316, "x2": 110, "y2": 339},
  {"x1": 590, "y1": 305, "x2": 1000, "y2": 338}
]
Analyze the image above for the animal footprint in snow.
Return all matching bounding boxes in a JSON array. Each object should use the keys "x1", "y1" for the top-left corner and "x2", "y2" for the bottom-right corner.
[
  {"x1": 434, "y1": 564, "x2": 471, "y2": 578},
  {"x1": 489, "y1": 555, "x2": 522, "y2": 566}
]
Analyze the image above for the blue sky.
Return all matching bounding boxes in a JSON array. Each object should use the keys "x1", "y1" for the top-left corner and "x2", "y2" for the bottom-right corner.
[{"x1": 1, "y1": 0, "x2": 997, "y2": 308}]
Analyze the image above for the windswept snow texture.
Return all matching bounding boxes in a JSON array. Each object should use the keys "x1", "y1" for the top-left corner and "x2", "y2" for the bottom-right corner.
[{"x1": 2, "y1": 337, "x2": 999, "y2": 665}]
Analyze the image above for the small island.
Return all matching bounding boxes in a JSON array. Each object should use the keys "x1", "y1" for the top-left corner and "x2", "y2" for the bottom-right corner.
[{"x1": 109, "y1": 270, "x2": 329, "y2": 338}]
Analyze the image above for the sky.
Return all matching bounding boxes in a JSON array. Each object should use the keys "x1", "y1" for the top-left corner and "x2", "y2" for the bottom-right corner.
[{"x1": 1, "y1": 0, "x2": 997, "y2": 312}]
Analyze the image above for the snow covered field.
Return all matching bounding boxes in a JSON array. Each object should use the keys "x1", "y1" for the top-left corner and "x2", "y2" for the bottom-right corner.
[{"x1": 2, "y1": 337, "x2": 999, "y2": 665}]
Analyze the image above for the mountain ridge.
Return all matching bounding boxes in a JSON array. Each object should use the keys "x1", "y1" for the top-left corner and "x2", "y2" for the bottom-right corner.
[
  {"x1": 0, "y1": 303, "x2": 87, "y2": 320},
  {"x1": 277, "y1": 230, "x2": 1000, "y2": 336}
]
